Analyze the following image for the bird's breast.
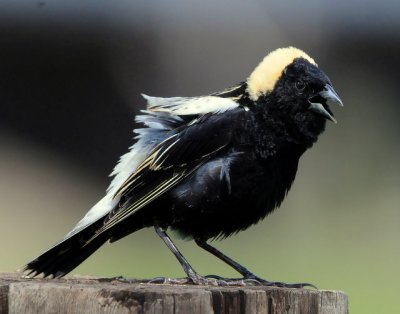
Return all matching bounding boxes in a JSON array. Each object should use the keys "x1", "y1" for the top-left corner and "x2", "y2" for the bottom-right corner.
[{"x1": 167, "y1": 150, "x2": 300, "y2": 240}]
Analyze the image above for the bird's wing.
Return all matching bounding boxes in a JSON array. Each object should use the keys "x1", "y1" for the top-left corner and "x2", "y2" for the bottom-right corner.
[
  {"x1": 142, "y1": 84, "x2": 245, "y2": 116},
  {"x1": 91, "y1": 110, "x2": 242, "y2": 239}
]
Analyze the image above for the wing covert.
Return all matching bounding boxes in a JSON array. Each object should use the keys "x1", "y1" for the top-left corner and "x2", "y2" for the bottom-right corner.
[{"x1": 91, "y1": 109, "x2": 244, "y2": 239}]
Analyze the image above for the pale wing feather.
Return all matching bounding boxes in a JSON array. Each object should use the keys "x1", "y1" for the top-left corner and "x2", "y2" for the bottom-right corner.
[
  {"x1": 142, "y1": 94, "x2": 239, "y2": 115},
  {"x1": 87, "y1": 167, "x2": 200, "y2": 241},
  {"x1": 66, "y1": 112, "x2": 183, "y2": 239},
  {"x1": 74, "y1": 94, "x2": 241, "y2": 242}
]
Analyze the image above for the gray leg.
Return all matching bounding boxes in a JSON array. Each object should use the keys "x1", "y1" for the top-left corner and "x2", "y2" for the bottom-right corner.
[
  {"x1": 155, "y1": 226, "x2": 202, "y2": 283},
  {"x1": 195, "y1": 239, "x2": 253, "y2": 277},
  {"x1": 195, "y1": 239, "x2": 316, "y2": 288}
]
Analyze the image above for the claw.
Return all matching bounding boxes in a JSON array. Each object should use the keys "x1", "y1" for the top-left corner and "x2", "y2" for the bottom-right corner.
[
  {"x1": 148, "y1": 277, "x2": 170, "y2": 284},
  {"x1": 101, "y1": 276, "x2": 142, "y2": 284},
  {"x1": 266, "y1": 281, "x2": 317, "y2": 289},
  {"x1": 204, "y1": 274, "x2": 225, "y2": 280},
  {"x1": 244, "y1": 275, "x2": 317, "y2": 289}
]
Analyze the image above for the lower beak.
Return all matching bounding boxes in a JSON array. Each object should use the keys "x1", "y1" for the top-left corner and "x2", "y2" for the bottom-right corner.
[{"x1": 309, "y1": 84, "x2": 343, "y2": 124}]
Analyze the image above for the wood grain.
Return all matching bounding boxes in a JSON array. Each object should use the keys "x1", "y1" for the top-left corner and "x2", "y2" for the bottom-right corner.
[{"x1": 0, "y1": 273, "x2": 347, "y2": 314}]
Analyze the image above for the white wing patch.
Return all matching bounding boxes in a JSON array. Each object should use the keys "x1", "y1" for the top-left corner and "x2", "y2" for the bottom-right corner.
[
  {"x1": 64, "y1": 141, "x2": 154, "y2": 239},
  {"x1": 65, "y1": 120, "x2": 173, "y2": 239},
  {"x1": 64, "y1": 194, "x2": 119, "y2": 239},
  {"x1": 88, "y1": 169, "x2": 193, "y2": 241},
  {"x1": 64, "y1": 92, "x2": 239, "y2": 240},
  {"x1": 142, "y1": 94, "x2": 239, "y2": 115}
]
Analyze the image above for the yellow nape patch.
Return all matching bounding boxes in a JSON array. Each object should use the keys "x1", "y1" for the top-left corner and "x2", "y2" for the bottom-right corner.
[{"x1": 247, "y1": 47, "x2": 317, "y2": 101}]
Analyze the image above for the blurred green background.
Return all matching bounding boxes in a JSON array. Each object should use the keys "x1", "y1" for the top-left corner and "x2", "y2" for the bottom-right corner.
[{"x1": 1, "y1": 1, "x2": 399, "y2": 313}]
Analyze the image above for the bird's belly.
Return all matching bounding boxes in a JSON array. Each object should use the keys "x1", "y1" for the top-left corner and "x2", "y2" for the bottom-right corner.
[{"x1": 167, "y1": 155, "x2": 298, "y2": 240}]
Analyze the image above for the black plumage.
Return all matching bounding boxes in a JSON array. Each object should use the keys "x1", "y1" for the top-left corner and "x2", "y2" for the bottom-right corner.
[{"x1": 24, "y1": 47, "x2": 343, "y2": 287}]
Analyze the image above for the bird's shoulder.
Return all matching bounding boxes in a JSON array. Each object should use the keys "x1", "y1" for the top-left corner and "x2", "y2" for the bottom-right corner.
[
  {"x1": 116, "y1": 108, "x2": 246, "y2": 196},
  {"x1": 142, "y1": 82, "x2": 249, "y2": 115}
]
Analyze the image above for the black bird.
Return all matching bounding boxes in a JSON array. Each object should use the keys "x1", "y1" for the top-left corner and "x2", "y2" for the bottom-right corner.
[{"x1": 24, "y1": 47, "x2": 343, "y2": 287}]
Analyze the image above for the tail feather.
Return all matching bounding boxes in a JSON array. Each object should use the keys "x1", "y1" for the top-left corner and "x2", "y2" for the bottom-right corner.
[{"x1": 24, "y1": 221, "x2": 108, "y2": 278}]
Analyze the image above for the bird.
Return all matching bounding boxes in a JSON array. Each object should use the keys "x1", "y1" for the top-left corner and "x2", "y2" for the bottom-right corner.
[{"x1": 24, "y1": 46, "x2": 343, "y2": 287}]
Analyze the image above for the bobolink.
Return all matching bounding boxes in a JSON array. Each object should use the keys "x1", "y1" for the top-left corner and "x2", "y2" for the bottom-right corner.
[{"x1": 24, "y1": 47, "x2": 343, "y2": 287}]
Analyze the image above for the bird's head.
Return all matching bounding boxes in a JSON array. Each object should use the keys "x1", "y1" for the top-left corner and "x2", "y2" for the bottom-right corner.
[{"x1": 246, "y1": 47, "x2": 343, "y2": 138}]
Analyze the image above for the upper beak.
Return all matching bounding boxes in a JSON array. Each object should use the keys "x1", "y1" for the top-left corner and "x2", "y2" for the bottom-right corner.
[{"x1": 309, "y1": 84, "x2": 343, "y2": 124}]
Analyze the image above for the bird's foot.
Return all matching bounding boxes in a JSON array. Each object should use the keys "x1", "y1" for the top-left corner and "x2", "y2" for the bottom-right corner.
[
  {"x1": 144, "y1": 275, "x2": 245, "y2": 286},
  {"x1": 147, "y1": 276, "x2": 191, "y2": 284},
  {"x1": 105, "y1": 276, "x2": 145, "y2": 284},
  {"x1": 205, "y1": 274, "x2": 316, "y2": 289},
  {"x1": 244, "y1": 275, "x2": 317, "y2": 289},
  {"x1": 104, "y1": 276, "x2": 193, "y2": 285},
  {"x1": 99, "y1": 274, "x2": 313, "y2": 288}
]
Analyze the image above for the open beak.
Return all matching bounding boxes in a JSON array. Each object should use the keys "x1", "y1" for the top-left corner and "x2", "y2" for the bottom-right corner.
[{"x1": 309, "y1": 84, "x2": 343, "y2": 124}]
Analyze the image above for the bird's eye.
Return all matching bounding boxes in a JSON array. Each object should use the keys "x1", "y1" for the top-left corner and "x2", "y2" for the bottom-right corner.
[{"x1": 295, "y1": 81, "x2": 306, "y2": 91}]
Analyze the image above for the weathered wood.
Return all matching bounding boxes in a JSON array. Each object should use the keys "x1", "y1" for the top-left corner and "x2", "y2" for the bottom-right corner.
[{"x1": 0, "y1": 273, "x2": 348, "y2": 314}]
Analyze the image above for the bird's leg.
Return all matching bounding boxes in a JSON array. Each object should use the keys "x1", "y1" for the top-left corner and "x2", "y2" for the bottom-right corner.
[
  {"x1": 154, "y1": 226, "x2": 206, "y2": 284},
  {"x1": 195, "y1": 239, "x2": 316, "y2": 288},
  {"x1": 154, "y1": 227, "x2": 247, "y2": 286}
]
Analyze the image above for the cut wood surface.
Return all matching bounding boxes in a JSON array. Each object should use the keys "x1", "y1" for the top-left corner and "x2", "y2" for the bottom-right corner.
[{"x1": 0, "y1": 273, "x2": 348, "y2": 314}]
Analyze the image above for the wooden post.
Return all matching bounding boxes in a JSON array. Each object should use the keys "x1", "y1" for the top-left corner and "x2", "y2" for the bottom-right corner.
[{"x1": 0, "y1": 273, "x2": 348, "y2": 314}]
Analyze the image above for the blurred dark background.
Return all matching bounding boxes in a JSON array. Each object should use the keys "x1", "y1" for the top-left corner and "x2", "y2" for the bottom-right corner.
[{"x1": 1, "y1": 1, "x2": 399, "y2": 313}]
